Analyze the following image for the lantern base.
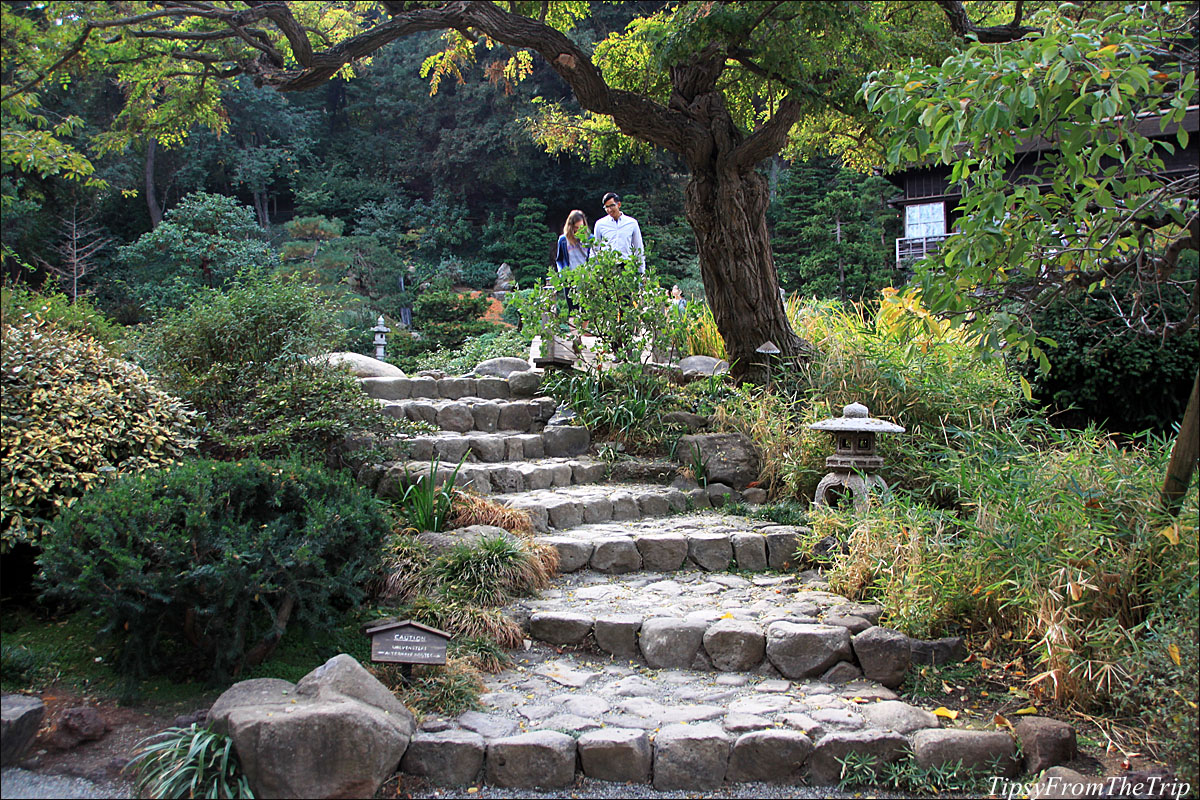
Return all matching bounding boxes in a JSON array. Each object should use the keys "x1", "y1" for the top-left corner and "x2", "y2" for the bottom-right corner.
[{"x1": 813, "y1": 471, "x2": 890, "y2": 513}]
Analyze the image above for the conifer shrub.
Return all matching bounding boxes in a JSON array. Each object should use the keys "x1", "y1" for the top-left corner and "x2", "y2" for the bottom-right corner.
[
  {"x1": 37, "y1": 458, "x2": 391, "y2": 687},
  {"x1": 1, "y1": 316, "x2": 196, "y2": 551}
]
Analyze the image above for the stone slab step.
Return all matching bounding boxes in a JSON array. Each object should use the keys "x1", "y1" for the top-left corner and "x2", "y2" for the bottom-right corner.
[
  {"x1": 495, "y1": 484, "x2": 692, "y2": 532},
  {"x1": 376, "y1": 426, "x2": 591, "y2": 466},
  {"x1": 360, "y1": 372, "x2": 541, "y2": 402},
  {"x1": 379, "y1": 396, "x2": 558, "y2": 434},
  {"x1": 534, "y1": 512, "x2": 810, "y2": 574},
  {"x1": 399, "y1": 639, "x2": 997, "y2": 790},
  {"x1": 378, "y1": 458, "x2": 609, "y2": 496}
]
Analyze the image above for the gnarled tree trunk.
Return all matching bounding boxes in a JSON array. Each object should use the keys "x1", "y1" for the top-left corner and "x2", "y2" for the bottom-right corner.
[{"x1": 685, "y1": 166, "x2": 802, "y2": 383}]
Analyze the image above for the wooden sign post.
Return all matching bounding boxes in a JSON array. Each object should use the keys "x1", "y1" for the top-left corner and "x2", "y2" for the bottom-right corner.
[{"x1": 365, "y1": 619, "x2": 451, "y2": 682}]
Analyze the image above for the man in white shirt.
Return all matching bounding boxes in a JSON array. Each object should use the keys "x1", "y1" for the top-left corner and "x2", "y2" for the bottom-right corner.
[{"x1": 592, "y1": 192, "x2": 645, "y2": 273}]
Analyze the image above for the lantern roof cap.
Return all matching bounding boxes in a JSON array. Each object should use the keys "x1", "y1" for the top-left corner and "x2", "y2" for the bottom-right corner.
[{"x1": 808, "y1": 402, "x2": 905, "y2": 433}]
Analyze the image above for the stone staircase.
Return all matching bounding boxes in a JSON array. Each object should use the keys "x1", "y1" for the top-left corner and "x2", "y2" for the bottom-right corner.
[{"x1": 352, "y1": 363, "x2": 1033, "y2": 793}]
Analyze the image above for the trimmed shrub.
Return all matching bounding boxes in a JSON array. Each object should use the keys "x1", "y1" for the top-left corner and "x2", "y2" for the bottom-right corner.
[
  {"x1": 37, "y1": 458, "x2": 392, "y2": 686},
  {"x1": 1, "y1": 317, "x2": 196, "y2": 551},
  {"x1": 0, "y1": 286, "x2": 124, "y2": 350},
  {"x1": 134, "y1": 276, "x2": 414, "y2": 459}
]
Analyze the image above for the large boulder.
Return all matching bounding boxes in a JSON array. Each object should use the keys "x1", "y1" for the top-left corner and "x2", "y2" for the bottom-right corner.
[
  {"x1": 313, "y1": 352, "x2": 405, "y2": 378},
  {"x1": 675, "y1": 433, "x2": 762, "y2": 490},
  {"x1": 473, "y1": 357, "x2": 532, "y2": 378},
  {"x1": 1, "y1": 694, "x2": 44, "y2": 766},
  {"x1": 208, "y1": 655, "x2": 416, "y2": 799},
  {"x1": 678, "y1": 355, "x2": 730, "y2": 378}
]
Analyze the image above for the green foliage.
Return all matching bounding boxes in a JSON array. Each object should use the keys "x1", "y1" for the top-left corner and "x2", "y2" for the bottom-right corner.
[
  {"x1": 126, "y1": 724, "x2": 254, "y2": 800},
  {"x1": 409, "y1": 329, "x2": 529, "y2": 375},
  {"x1": 769, "y1": 159, "x2": 899, "y2": 302},
  {"x1": 481, "y1": 196, "x2": 550, "y2": 288},
  {"x1": 1, "y1": 643, "x2": 44, "y2": 688},
  {"x1": 1, "y1": 316, "x2": 196, "y2": 551},
  {"x1": 116, "y1": 192, "x2": 278, "y2": 315},
  {"x1": 864, "y1": 2, "x2": 1198, "y2": 361},
  {"x1": 426, "y1": 534, "x2": 553, "y2": 606},
  {"x1": 377, "y1": 659, "x2": 485, "y2": 717},
  {"x1": 543, "y1": 364, "x2": 674, "y2": 452},
  {"x1": 133, "y1": 275, "x2": 408, "y2": 459},
  {"x1": 37, "y1": 458, "x2": 392, "y2": 687},
  {"x1": 399, "y1": 457, "x2": 464, "y2": 533},
  {"x1": 0, "y1": 284, "x2": 124, "y2": 349},
  {"x1": 1019, "y1": 276, "x2": 1199, "y2": 433},
  {"x1": 410, "y1": 287, "x2": 494, "y2": 352}
]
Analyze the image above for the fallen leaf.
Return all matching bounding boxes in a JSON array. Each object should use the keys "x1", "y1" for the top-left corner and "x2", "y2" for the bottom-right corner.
[
  {"x1": 1161, "y1": 524, "x2": 1180, "y2": 545},
  {"x1": 1015, "y1": 705, "x2": 1039, "y2": 715},
  {"x1": 994, "y1": 713, "x2": 1012, "y2": 728},
  {"x1": 1169, "y1": 643, "x2": 1182, "y2": 666},
  {"x1": 933, "y1": 707, "x2": 959, "y2": 720}
]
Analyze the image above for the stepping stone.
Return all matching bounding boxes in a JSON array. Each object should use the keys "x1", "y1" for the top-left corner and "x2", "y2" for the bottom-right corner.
[
  {"x1": 578, "y1": 728, "x2": 652, "y2": 783},
  {"x1": 727, "y1": 729, "x2": 813, "y2": 783},
  {"x1": 529, "y1": 612, "x2": 592, "y2": 645},
  {"x1": 401, "y1": 730, "x2": 485, "y2": 785},
  {"x1": 807, "y1": 730, "x2": 908, "y2": 785},
  {"x1": 652, "y1": 723, "x2": 731, "y2": 791},
  {"x1": 912, "y1": 729, "x2": 1020, "y2": 777},
  {"x1": 765, "y1": 622, "x2": 852, "y2": 679},
  {"x1": 639, "y1": 617, "x2": 707, "y2": 669},
  {"x1": 534, "y1": 661, "x2": 598, "y2": 689},
  {"x1": 860, "y1": 700, "x2": 940, "y2": 734},
  {"x1": 594, "y1": 615, "x2": 641, "y2": 659},
  {"x1": 457, "y1": 711, "x2": 518, "y2": 739},
  {"x1": 485, "y1": 731, "x2": 576, "y2": 789},
  {"x1": 703, "y1": 619, "x2": 766, "y2": 672},
  {"x1": 635, "y1": 533, "x2": 688, "y2": 571}
]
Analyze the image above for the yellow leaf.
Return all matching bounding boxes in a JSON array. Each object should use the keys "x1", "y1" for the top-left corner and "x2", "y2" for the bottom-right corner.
[
  {"x1": 1099, "y1": 44, "x2": 1118, "y2": 55},
  {"x1": 994, "y1": 713, "x2": 1012, "y2": 729},
  {"x1": 1015, "y1": 705, "x2": 1039, "y2": 715},
  {"x1": 1160, "y1": 524, "x2": 1180, "y2": 545},
  {"x1": 1168, "y1": 643, "x2": 1181, "y2": 666},
  {"x1": 933, "y1": 707, "x2": 959, "y2": 719},
  {"x1": 1099, "y1": 69, "x2": 1111, "y2": 80},
  {"x1": 1019, "y1": 375, "x2": 1033, "y2": 401}
]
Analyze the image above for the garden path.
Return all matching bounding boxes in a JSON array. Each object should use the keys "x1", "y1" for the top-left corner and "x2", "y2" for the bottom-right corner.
[{"x1": 355, "y1": 364, "x2": 1033, "y2": 793}]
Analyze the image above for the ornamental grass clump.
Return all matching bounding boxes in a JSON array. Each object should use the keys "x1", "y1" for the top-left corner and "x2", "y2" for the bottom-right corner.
[
  {"x1": 126, "y1": 724, "x2": 253, "y2": 800},
  {"x1": 1, "y1": 315, "x2": 196, "y2": 551}
]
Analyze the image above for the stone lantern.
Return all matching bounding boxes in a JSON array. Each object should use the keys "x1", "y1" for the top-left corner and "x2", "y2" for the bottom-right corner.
[
  {"x1": 372, "y1": 316, "x2": 390, "y2": 361},
  {"x1": 808, "y1": 402, "x2": 905, "y2": 511}
]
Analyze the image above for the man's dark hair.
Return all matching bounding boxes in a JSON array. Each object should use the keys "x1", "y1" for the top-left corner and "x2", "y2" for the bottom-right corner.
[{"x1": 602, "y1": 192, "x2": 620, "y2": 205}]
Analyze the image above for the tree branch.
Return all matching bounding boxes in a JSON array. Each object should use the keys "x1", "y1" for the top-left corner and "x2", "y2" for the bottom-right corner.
[{"x1": 935, "y1": 0, "x2": 1040, "y2": 43}]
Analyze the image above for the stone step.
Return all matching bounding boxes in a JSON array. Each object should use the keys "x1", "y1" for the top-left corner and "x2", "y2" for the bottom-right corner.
[
  {"x1": 360, "y1": 371, "x2": 541, "y2": 402},
  {"x1": 378, "y1": 396, "x2": 558, "y2": 434},
  {"x1": 510, "y1": 570, "x2": 908, "y2": 683},
  {"x1": 534, "y1": 513, "x2": 810, "y2": 574},
  {"x1": 378, "y1": 458, "x2": 609, "y2": 496},
  {"x1": 495, "y1": 483, "x2": 693, "y2": 532},
  {"x1": 399, "y1": 638, "x2": 998, "y2": 791},
  {"x1": 368, "y1": 426, "x2": 591, "y2": 468}
]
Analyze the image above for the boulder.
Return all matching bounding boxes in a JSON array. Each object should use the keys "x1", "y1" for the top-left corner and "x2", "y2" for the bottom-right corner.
[
  {"x1": 652, "y1": 723, "x2": 731, "y2": 790},
  {"x1": 851, "y1": 626, "x2": 911, "y2": 689},
  {"x1": 507, "y1": 371, "x2": 541, "y2": 397},
  {"x1": 859, "y1": 700, "x2": 940, "y2": 734},
  {"x1": 1, "y1": 694, "x2": 44, "y2": 766},
  {"x1": 676, "y1": 433, "x2": 761, "y2": 489},
  {"x1": 538, "y1": 536, "x2": 593, "y2": 573},
  {"x1": 727, "y1": 729, "x2": 813, "y2": 783},
  {"x1": 590, "y1": 537, "x2": 642, "y2": 574},
  {"x1": 1030, "y1": 767, "x2": 1106, "y2": 799},
  {"x1": 436, "y1": 403, "x2": 476, "y2": 433},
  {"x1": 912, "y1": 729, "x2": 1019, "y2": 777},
  {"x1": 765, "y1": 622, "x2": 852, "y2": 679},
  {"x1": 543, "y1": 425, "x2": 590, "y2": 457},
  {"x1": 494, "y1": 263, "x2": 516, "y2": 294},
  {"x1": 473, "y1": 357, "x2": 531, "y2": 378},
  {"x1": 593, "y1": 615, "x2": 642, "y2": 659},
  {"x1": 314, "y1": 352, "x2": 405, "y2": 378},
  {"x1": 208, "y1": 655, "x2": 416, "y2": 799},
  {"x1": 47, "y1": 706, "x2": 108, "y2": 749},
  {"x1": 359, "y1": 376, "x2": 411, "y2": 400},
  {"x1": 678, "y1": 355, "x2": 730, "y2": 377},
  {"x1": 486, "y1": 731, "x2": 577, "y2": 789},
  {"x1": 639, "y1": 618, "x2": 708, "y2": 669},
  {"x1": 762, "y1": 526, "x2": 802, "y2": 570},
  {"x1": 530, "y1": 612, "x2": 593, "y2": 646},
  {"x1": 909, "y1": 636, "x2": 967, "y2": 666},
  {"x1": 400, "y1": 730, "x2": 485, "y2": 785},
  {"x1": 662, "y1": 411, "x2": 710, "y2": 432},
  {"x1": 635, "y1": 533, "x2": 689, "y2": 572},
  {"x1": 730, "y1": 532, "x2": 768, "y2": 571},
  {"x1": 578, "y1": 727, "x2": 652, "y2": 783},
  {"x1": 1015, "y1": 716, "x2": 1077, "y2": 773},
  {"x1": 703, "y1": 619, "x2": 766, "y2": 672},
  {"x1": 687, "y1": 532, "x2": 733, "y2": 571}
]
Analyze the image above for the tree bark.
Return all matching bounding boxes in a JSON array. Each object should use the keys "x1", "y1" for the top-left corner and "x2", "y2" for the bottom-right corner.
[
  {"x1": 684, "y1": 166, "x2": 802, "y2": 383},
  {"x1": 1160, "y1": 367, "x2": 1199, "y2": 515},
  {"x1": 145, "y1": 137, "x2": 162, "y2": 229}
]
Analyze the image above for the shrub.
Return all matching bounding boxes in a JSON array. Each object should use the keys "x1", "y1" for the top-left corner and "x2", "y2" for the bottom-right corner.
[
  {"x1": 37, "y1": 458, "x2": 392, "y2": 687},
  {"x1": 116, "y1": 192, "x2": 278, "y2": 315},
  {"x1": 412, "y1": 288, "x2": 494, "y2": 351},
  {"x1": 1, "y1": 317, "x2": 196, "y2": 551},
  {"x1": 135, "y1": 276, "x2": 413, "y2": 459},
  {"x1": 0, "y1": 285, "x2": 124, "y2": 349},
  {"x1": 409, "y1": 329, "x2": 529, "y2": 376}
]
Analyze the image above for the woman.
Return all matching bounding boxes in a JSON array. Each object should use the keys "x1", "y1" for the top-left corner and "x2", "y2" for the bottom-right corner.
[{"x1": 555, "y1": 209, "x2": 589, "y2": 314}]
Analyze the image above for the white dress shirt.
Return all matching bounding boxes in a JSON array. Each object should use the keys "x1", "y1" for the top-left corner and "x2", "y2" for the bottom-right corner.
[{"x1": 592, "y1": 213, "x2": 645, "y2": 272}]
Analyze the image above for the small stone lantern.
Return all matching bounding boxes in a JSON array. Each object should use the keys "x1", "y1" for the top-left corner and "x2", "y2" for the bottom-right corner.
[
  {"x1": 808, "y1": 402, "x2": 905, "y2": 511},
  {"x1": 372, "y1": 316, "x2": 390, "y2": 360}
]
